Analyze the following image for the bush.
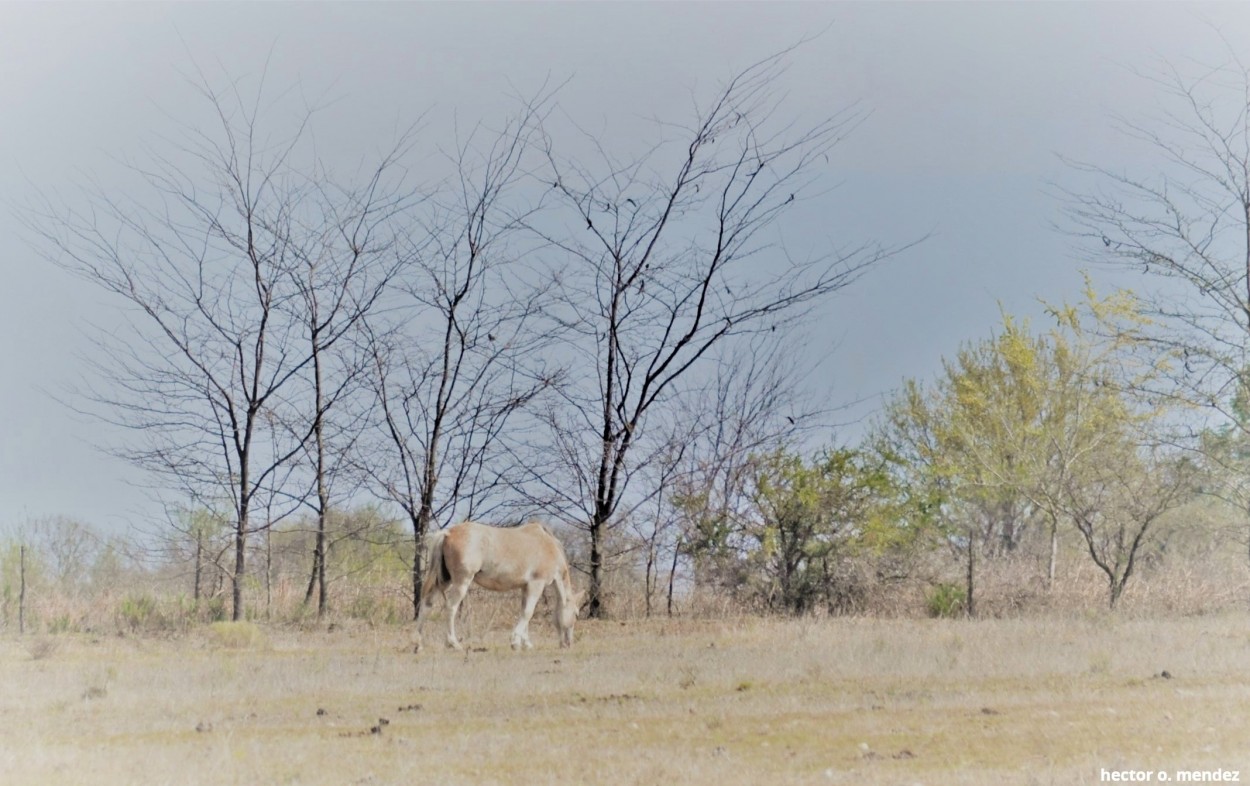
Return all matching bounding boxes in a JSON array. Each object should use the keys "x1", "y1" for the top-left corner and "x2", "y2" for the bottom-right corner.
[
  {"x1": 926, "y1": 582, "x2": 967, "y2": 618},
  {"x1": 208, "y1": 621, "x2": 267, "y2": 649},
  {"x1": 47, "y1": 614, "x2": 76, "y2": 634},
  {"x1": 118, "y1": 594, "x2": 161, "y2": 632},
  {"x1": 188, "y1": 595, "x2": 227, "y2": 623},
  {"x1": 345, "y1": 593, "x2": 406, "y2": 625}
]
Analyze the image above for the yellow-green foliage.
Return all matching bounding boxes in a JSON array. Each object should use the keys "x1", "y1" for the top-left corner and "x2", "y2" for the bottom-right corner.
[
  {"x1": 925, "y1": 582, "x2": 967, "y2": 618},
  {"x1": 878, "y1": 303, "x2": 1148, "y2": 546},
  {"x1": 742, "y1": 446, "x2": 909, "y2": 612},
  {"x1": 208, "y1": 621, "x2": 267, "y2": 649},
  {"x1": 265, "y1": 505, "x2": 410, "y2": 595}
]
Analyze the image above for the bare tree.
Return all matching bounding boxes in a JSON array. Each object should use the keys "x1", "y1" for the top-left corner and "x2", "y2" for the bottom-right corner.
[
  {"x1": 663, "y1": 336, "x2": 815, "y2": 603},
  {"x1": 24, "y1": 73, "x2": 416, "y2": 620},
  {"x1": 1064, "y1": 53, "x2": 1250, "y2": 562},
  {"x1": 26, "y1": 516, "x2": 99, "y2": 592},
  {"x1": 1057, "y1": 441, "x2": 1194, "y2": 607},
  {"x1": 282, "y1": 153, "x2": 416, "y2": 617},
  {"x1": 365, "y1": 109, "x2": 558, "y2": 618},
  {"x1": 528, "y1": 51, "x2": 899, "y2": 617},
  {"x1": 626, "y1": 424, "x2": 696, "y2": 618}
]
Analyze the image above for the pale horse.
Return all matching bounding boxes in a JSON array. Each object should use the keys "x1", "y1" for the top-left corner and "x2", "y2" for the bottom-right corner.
[{"x1": 414, "y1": 520, "x2": 581, "y2": 651}]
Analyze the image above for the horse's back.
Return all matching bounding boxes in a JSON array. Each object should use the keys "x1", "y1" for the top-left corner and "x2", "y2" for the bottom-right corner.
[{"x1": 443, "y1": 520, "x2": 565, "y2": 590}]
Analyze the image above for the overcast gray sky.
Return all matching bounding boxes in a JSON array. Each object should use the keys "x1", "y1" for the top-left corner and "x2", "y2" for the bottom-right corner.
[{"x1": 3, "y1": 2, "x2": 1249, "y2": 533}]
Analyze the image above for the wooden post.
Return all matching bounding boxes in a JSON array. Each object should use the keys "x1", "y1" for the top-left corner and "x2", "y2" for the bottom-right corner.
[
  {"x1": 1047, "y1": 520, "x2": 1059, "y2": 591},
  {"x1": 19, "y1": 544, "x2": 27, "y2": 635},
  {"x1": 965, "y1": 534, "x2": 976, "y2": 619},
  {"x1": 265, "y1": 524, "x2": 272, "y2": 620},
  {"x1": 193, "y1": 531, "x2": 203, "y2": 602}
]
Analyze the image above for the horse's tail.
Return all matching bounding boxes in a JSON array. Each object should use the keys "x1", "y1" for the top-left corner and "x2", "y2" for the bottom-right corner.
[{"x1": 420, "y1": 529, "x2": 450, "y2": 604}]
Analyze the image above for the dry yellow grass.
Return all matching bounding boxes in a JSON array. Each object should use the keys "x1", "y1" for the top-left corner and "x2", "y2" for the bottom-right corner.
[{"x1": 2, "y1": 612, "x2": 1248, "y2": 785}]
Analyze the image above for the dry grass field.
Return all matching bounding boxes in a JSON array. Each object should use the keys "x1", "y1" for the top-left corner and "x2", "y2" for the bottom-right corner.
[{"x1": 2, "y1": 609, "x2": 1249, "y2": 785}]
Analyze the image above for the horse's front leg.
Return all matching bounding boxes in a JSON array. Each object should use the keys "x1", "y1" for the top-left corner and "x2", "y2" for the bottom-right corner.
[{"x1": 512, "y1": 581, "x2": 544, "y2": 650}]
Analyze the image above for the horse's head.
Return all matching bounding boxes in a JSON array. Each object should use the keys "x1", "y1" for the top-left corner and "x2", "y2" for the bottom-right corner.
[{"x1": 558, "y1": 588, "x2": 583, "y2": 647}]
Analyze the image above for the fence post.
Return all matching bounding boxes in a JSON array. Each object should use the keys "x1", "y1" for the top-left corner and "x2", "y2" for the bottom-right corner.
[{"x1": 19, "y1": 544, "x2": 26, "y2": 635}]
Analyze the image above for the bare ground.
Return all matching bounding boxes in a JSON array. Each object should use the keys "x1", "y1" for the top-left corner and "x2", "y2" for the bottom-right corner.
[{"x1": 2, "y1": 612, "x2": 1248, "y2": 785}]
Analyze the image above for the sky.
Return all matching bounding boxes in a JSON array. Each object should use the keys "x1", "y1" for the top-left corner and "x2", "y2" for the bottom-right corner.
[{"x1": 3, "y1": 2, "x2": 1249, "y2": 535}]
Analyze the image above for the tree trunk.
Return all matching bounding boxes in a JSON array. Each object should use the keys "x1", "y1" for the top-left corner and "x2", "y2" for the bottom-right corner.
[
  {"x1": 233, "y1": 526, "x2": 246, "y2": 621},
  {"x1": 588, "y1": 513, "x2": 605, "y2": 618},
  {"x1": 302, "y1": 516, "x2": 326, "y2": 617},
  {"x1": 318, "y1": 537, "x2": 328, "y2": 615},
  {"x1": 410, "y1": 508, "x2": 432, "y2": 620},
  {"x1": 303, "y1": 546, "x2": 318, "y2": 604},
  {"x1": 644, "y1": 541, "x2": 656, "y2": 617},
  {"x1": 232, "y1": 494, "x2": 249, "y2": 621},
  {"x1": 233, "y1": 424, "x2": 255, "y2": 622},
  {"x1": 667, "y1": 539, "x2": 681, "y2": 617},
  {"x1": 411, "y1": 529, "x2": 422, "y2": 621},
  {"x1": 1047, "y1": 516, "x2": 1059, "y2": 591},
  {"x1": 265, "y1": 525, "x2": 272, "y2": 619},
  {"x1": 193, "y1": 532, "x2": 203, "y2": 602},
  {"x1": 305, "y1": 341, "x2": 330, "y2": 618}
]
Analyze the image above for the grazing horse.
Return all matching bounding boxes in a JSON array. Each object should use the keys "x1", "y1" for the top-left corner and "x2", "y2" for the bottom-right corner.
[{"x1": 415, "y1": 520, "x2": 581, "y2": 651}]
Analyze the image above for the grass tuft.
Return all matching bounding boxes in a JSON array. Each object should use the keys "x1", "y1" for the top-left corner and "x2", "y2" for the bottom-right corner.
[{"x1": 25, "y1": 637, "x2": 59, "y2": 660}]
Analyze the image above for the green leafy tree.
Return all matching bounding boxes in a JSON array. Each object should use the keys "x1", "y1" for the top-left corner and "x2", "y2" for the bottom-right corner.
[
  {"x1": 877, "y1": 315, "x2": 1059, "y2": 614},
  {"x1": 876, "y1": 300, "x2": 1175, "y2": 611},
  {"x1": 738, "y1": 447, "x2": 910, "y2": 614}
]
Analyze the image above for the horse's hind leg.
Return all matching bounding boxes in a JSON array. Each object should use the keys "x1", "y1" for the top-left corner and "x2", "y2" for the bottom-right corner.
[
  {"x1": 511, "y1": 581, "x2": 544, "y2": 651},
  {"x1": 444, "y1": 578, "x2": 472, "y2": 651},
  {"x1": 413, "y1": 587, "x2": 443, "y2": 652}
]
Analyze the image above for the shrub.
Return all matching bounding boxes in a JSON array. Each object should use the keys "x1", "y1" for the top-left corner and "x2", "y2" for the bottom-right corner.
[
  {"x1": 47, "y1": 614, "x2": 76, "y2": 634},
  {"x1": 118, "y1": 594, "x2": 161, "y2": 632},
  {"x1": 182, "y1": 595, "x2": 227, "y2": 624},
  {"x1": 345, "y1": 593, "x2": 405, "y2": 625},
  {"x1": 926, "y1": 582, "x2": 967, "y2": 618}
]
